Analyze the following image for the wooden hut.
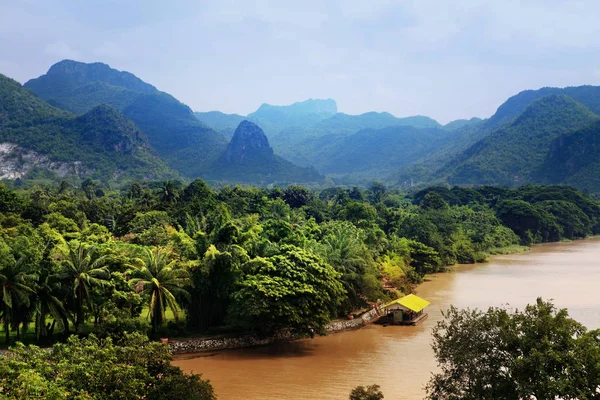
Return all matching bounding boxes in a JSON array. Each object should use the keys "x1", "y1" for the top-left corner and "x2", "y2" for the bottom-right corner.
[{"x1": 382, "y1": 294, "x2": 430, "y2": 325}]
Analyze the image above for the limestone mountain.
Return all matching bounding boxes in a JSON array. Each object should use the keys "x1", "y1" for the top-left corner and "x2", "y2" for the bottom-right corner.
[
  {"x1": 196, "y1": 99, "x2": 444, "y2": 175},
  {"x1": 24, "y1": 60, "x2": 227, "y2": 177},
  {"x1": 0, "y1": 73, "x2": 174, "y2": 181},
  {"x1": 223, "y1": 120, "x2": 273, "y2": 163},
  {"x1": 207, "y1": 121, "x2": 323, "y2": 184}
]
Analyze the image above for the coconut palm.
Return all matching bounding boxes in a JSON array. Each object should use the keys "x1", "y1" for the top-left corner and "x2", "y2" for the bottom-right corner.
[
  {"x1": 318, "y1": 222, "x2": 369, "y2": 310},
  {"x1": 60, "y1": 243, "x2": 110, "y2": 331},
  {"x1": 159, "y1": 180, "x2": 179, "y2": 204},
  {"x1": 128, "y1": 247, "x2": 192, "y2": 333},
  {"x1": 0, "y1": 256, "x2": 37, "y2": 345},
  {"x1": 33, "y1": 266, "x2": 69, "y2": 340}
]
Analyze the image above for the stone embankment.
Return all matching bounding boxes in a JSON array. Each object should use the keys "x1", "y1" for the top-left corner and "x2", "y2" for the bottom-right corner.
[{"x1": 170, "y1": 304, "x2": 383, "y2": 354}]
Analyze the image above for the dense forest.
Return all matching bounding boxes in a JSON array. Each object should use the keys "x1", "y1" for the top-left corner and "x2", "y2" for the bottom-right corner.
[{"x1": 1, "y1": 179, "x2": 598, "y2": 347}]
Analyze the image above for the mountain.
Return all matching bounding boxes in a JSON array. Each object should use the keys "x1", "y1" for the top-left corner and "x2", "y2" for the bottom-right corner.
[
  {"x1": 0, "y1": 74, "x2": 173, "y2": 182},
  {"x1": 248, "y1": 98, "x2": 337, "y2": 127},
  {"x1": 194, "y1": 111, "x2": 245, "y2": 139},
  {"x1": 484, "y1": 85, "x2": 600, "y2": 131},
  {"x1": 442, "y1": 95, "x2": 600, "y2": 186},
  {"x1": 276, "y1": 125, "x2": 451, "y2": 180},
  {"x1": 535, "y1": 121, "x2": 600, "y2": 193},
  {"x1": 314, "y1": 112, "x2": 440, "y2": 132},
  {"x1": 390, "y1": 118, "x2": 489, "y2": 186},
  {"x1": 195, "y1": 99, "x2": 445, "y2": 178},
  {"x1": 24, "y1": 60, "x2": 227, "y2": 177},
  {"x1": 206, "y1": 121, "x2": 323, "y2": 184},
  {"x1": 443, "y1": 117, "x2": 483, "y2": 131}
]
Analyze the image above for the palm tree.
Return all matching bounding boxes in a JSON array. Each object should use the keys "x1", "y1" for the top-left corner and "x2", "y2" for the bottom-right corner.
[
  {"x1": 128, "y1": 247, "x2": 192, "y2": 334},
  {"x1": 319, "y1": 222, "x2": 369, "y2": 311},
  {"x1": 33, "y1": 266, "x2": 69, "y2": 341},
  {"x1": 159, "y1": 181, "x2": 179, "y2": 204},
  {"x1": 0, "y1": 257, "x2": 37, "y2": 345},
  {"x1": 60, "y1": 243, "x2": 110, "y2": 332}
]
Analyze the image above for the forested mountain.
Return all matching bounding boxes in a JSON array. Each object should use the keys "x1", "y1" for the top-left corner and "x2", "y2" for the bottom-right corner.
[
  {"x1": 282, "y1": 125, "x2": 452, "y2": 179},
  {"x1": 442, "y1": 95, "x2": 600, "y2": 186},
  {"x1": 10, "y1": 60, "x2": 600, "y2": 190},
  {"x1": 195, "y1": 99, "x2": 446, "y2": 178},
  {"x1": 442, "y1": 117, "x2": 483, "y2": 131},
  {"x1": 0, "y1": 74, "x2": 173, "y2": 182},
  {"x1": 248, "y1": 98, "x2": 337, "y2": 127},
  {"x1": 391, "y1": 119, "x2": 489, "y2": 186},
  {"x1": 24, "y1": 60, "x2": 228, "y2": 177},
  {"x1": 484, "y1": 85, "x2": 600, "y2": 131},
  {"x1": 205, "y1": 121, "x2": 323, "y2": 183},
  {"x1": 535, "y1": 120, "x2": 600, "y2": 192}
]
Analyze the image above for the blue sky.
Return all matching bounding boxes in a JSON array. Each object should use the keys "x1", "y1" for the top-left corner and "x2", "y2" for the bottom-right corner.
[{"x1": 1, "y1": 0, "x2": 599, "y2": 123}]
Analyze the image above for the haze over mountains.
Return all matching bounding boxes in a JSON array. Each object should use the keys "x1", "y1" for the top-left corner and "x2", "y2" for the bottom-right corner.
[{"x1": 1, "y1": 59, "x2": 600, "y2": 193}]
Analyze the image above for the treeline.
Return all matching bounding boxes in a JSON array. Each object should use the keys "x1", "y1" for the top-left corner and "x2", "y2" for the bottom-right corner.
[{"x1": 0, "y1": 180, "x2": 598, "y2": 344}]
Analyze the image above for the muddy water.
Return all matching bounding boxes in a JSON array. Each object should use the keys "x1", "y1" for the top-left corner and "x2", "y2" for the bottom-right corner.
[{"x1": 174, "y1": 238, "x2": 600, "y2": 399}]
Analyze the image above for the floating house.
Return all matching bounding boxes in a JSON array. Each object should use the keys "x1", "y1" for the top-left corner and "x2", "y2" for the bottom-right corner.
[{"x1": 382, "y1": 294, "x2": 430, "y2": 325}]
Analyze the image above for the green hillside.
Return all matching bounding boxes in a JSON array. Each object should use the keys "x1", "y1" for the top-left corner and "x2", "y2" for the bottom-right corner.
[
  {"x1": 282, "y1": 125, "x2": 450, "y2": 180},
  {"x1": 0, "y1": 74, "x2": 174, "y2": 182},
  {"x1": 443, "y1": 95, "x2": 600, "y2": 186},
  {"x1": 535, "y1": 120, "x2": 600, "y2": 193},
  {"x1": 485, "y1": 85, "x2": 600, "y2": 130},
  {"x1": 24, "y1": 60, "x2": 227, "y2": 177}
]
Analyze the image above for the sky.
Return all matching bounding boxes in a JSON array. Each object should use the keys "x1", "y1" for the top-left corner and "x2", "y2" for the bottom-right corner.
[{"x1": 1, "y1": 0, "x2": 600, "y2": 123}]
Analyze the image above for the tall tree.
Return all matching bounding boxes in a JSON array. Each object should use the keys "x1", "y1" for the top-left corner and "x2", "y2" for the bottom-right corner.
[
  {"x1": 32, "y1": 266, "x2": 68, "y2": 341},
  {"x1": 0, "y1": 256, "x2": 37, "y2": 345},
  {"x1": 60, "y1": 243, "x2": 110, "y2": 331},
  {"x1": 128, "y1": 247, "x2": 192, "y2": 333}
]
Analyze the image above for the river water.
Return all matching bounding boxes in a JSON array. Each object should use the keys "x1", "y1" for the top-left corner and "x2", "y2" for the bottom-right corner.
[{"x1": 174, "y1": 237, "x2": 600, "y2": 400}]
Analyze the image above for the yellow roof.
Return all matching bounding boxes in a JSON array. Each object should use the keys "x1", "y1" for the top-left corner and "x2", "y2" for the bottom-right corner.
[{"x1": 384, "y1": 294, "x2": 430, "y2": 312}]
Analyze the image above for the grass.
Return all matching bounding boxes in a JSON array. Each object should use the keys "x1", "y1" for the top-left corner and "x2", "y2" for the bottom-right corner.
[{"x1": 487, "y1": 245, "x2": 530, "y2": 255}]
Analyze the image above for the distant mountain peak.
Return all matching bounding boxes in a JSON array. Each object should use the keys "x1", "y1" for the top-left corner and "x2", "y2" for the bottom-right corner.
[
  {"x1": 254, "y1": 98, "x2": 337, "y2": 115},
  {"x1": 224, "y1": 120, "x2": 273, "y2": 164},
  {"x1": 28, "y1": 59, "x2": 157, "y2": 95}
]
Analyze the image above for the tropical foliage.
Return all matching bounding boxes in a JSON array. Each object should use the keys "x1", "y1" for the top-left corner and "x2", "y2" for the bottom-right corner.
[
  {"x1": 0, "y1": 179, "x2": 597, "y2": 345},
  {"x1": 427, "y1": 299, "x2": 600, "y2": 399},
  {"x1": 0, "y1": 333, "x2": 215, "y2": 400}
]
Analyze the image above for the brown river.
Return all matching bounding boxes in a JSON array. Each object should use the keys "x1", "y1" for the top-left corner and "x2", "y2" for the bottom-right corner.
[{"x1": 174, "y1": 237, "x2": 600, "y2": 399}]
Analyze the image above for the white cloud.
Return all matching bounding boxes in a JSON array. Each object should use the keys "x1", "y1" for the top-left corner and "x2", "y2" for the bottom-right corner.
[
  {"x1": 44, "y1": 41, "x2": 80, "y2": 60},
  {"x1": 92, "y1": 41, "x2": 130, "y2": 60}
]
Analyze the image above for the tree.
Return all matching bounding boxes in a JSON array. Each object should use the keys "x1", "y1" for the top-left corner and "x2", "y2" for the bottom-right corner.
[
  {"x1": 159, "y1": 180, "x2": 180, "y2": 204},
  {"x1": 0, "y1": 333, "x2": 216, "y2": 400},
  {"x1": 60, "y1": 243, "x2": 111, "y2": 331},
  {"x1": 427, "y1": 298, "x2": 600, "y2": 400},
  {"x1": 349, "y1": 384, "x2": 384, "y2": 400},
  {"x1": 283, "y1": 185, "x2": 313, "y2": 208},
  {"x1": 229, "y1": 245, "x2": 345, "y2": 336},
  {"x1": 32, "y1": 265, "x2": 68, "y2": 341},
  {"x1": 128, "y1": 247, "x2": 192, "y2": 333},
  {"x1": 318, "y1": 222, "x2": 370, "y2": 312},
  {"x1": 0, "y1": 255, "x2": 37, "y2": 344}
]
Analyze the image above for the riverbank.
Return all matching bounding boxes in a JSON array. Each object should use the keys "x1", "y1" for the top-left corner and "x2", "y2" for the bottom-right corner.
[
  {"x1": 170, "y1": 243, "x2": 533, "y2": 355},
  {"x1": 170, "y1": 305, "x2": 383, "y2": 354},
  {"x1": 173, "y1": 237, "x2": 600, "y2": 400}
]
